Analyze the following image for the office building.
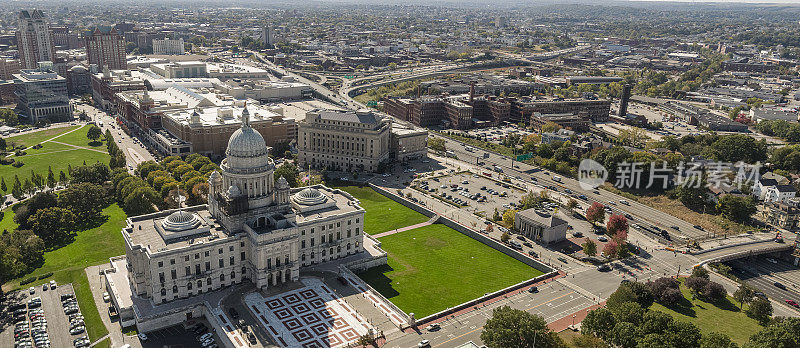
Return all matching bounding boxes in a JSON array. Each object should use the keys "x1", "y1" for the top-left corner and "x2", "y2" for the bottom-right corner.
[
  {"x1": 0, "y1": 58, "x2": 21, "y2": 80},
  {"x1": 297, "y1": 109, "x2": 392, "y2": 172},
  {"x1": 13, "y1": 67, "x2": 72, "y2": 123},
  {"x1": 153, "y1": 38, "x2": 186, "y2": 55},
  {"x1": 261, "y1": 26, "x2": 275, "y2": 47},
  {"x1": 16, "y1": 10, "x2": 56, "y2": 69},
  {"x1": 86, "y1": 26, "x2": 128, "y2": 70}
]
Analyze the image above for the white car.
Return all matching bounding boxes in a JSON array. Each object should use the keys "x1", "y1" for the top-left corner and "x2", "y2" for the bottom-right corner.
[
  {"x1": 137, "y1": 333, "x2": 148, "y2": 341},
  {"x1": 103, "y1": 292, "x2": 110, "y2": 302}
]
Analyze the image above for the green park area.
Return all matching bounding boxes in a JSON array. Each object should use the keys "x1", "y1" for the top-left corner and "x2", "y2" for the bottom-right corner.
[
  {"x1": 358, "y1": 224, "x2": 542, "y2": 317},
  {"x1": 0, "y1": 125, "x2": 109, "y2": 194},
  {"x1": 2, "y1": 203, "x2": 128, "y2": 342},
  {"x1": 650, "y1": 283, "x2": 763, "y2": 345},
  {"x1": 337, "y1": 186, "x2": 429, "y2": 234}
]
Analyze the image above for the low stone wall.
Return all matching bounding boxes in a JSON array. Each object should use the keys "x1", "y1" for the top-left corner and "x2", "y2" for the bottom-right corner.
[
  {"x1": 369, "y1": 183, "x2": 437, "y2": 218},
  {"x1": 415, "y1": 271, "x2": 559, "y2": 327}
]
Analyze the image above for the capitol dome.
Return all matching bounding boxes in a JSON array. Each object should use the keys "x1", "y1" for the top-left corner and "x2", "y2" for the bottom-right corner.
[
  {"x1": 226, "y1": 107, "x2": 268, "y2": 159},
  {"x1": 292, "y1": 187, "x2": 328, "y2": 206},
  {"x1": 162, "y1": 210, "x2": 201, "y2": 232},
  {"x1": 223, "y1": 106, "x2": 272, "y2": 172}
]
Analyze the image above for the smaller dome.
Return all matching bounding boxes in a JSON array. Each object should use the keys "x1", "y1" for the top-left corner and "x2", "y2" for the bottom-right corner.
[
  {"x1": 209, "y1": 170, "x2": 221, "y2": 183},
  {"x1": 292, "y1": 187, "x2": 327, "y2": 206},
  {"x1": 226, "y1": 184, "x2": 241, "y2": 198},
  {"x1": 162, "y1": 211, "x2": 200, "y2": 232},
  {"x1": 276, "y1": 176, "x2": 289, "y2": 188}
]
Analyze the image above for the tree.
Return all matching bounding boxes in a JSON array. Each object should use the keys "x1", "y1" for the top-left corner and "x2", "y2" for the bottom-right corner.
[
  {"x1": 581, "y1": 308, "x2": 616, "y2": 340},
  {"x1": 699, "y1": 331, "x2": 737, "y2": 348},
  {"x1": 691, "y1": 266, "x2": 710, "y2": 279},
  {"x1": 58, "y1": 183, "x2": 107, "y2": 219},
  {"x1": 746, "y1": 297, "x2": 773, "y2": 323},
  {"x1": 500, "y1": 232, "x2": 510, "y2": 243},
  {"x1": 703, "y1": 281, "x2": 726, "y2": 302},
  {"x1": 586, "y1": 202, "x2": 606, "y2": 226},
  {"x1": 609, "y1": 301, "x2": 644, "y2": 326},
  {"x1": 86, "y1": 125, "x2": 102, "y2": 142},
  {"x1": 571, "y1": 334, "x2": 610, "y2": 348},
  {"x1": 685, "y1": 276, "x2": 710, "y2": 294},
  {"x1": 638, "y1": 311, "x2": 673, "y2": 337},
  {"x1": 566, "y1": 198, "x2": 578, "y2": 213},
  {"x1": 29, "y1": 207, "x2": 76, "y2": 244},
  {"x1": 1, "y1": 177, "x2": 6, "y2": 192},
  {"x1": 665, "y1": 321, "x2": 702, "y2": 348},
  {"x1": 46, "y1": 166, "x2": 55, "y2": 189},
  {"x1": 607, "y1": 214, "x2": 629, "y2": 236},
  {"x1": 428, "y1": 137, "x2": 446, "y2": 152},
  {"x1": 123, "y1": 186, "x2": 160, "y2": 216},
  {"x1": 603, "y1": 240, "x2": 618, "y2": 258},
  {"x1": 275, "y1": 163, "x2": 300, "y2": 187},
  {"x1": 734, "y1": 283, "x2": 755, "y2": 310},
  {"x1": 582, "y1": 239, "x2": 597, "y2": 257},
  {"x1": 610, "y1": 322, "x2": 638, "y2": 348},
  {"x1": 502, "y1": 209, "x2": 516, "y2": 228},
  {"x1": 480, "y1": 306, "x2": 563, "y2": 348},
  {"x1": 648, "y1": 277, "x2": 681, "y2": 307},
  {"x1": 745, "y1": 317, "x2": 800, "y2": 348},
  {"x1": 716, "y1": 195, "x2": 757, "y2": 223}
]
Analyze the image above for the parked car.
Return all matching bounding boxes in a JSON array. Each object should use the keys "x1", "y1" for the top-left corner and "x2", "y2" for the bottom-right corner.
[
  {"x1": 528, "y1": 286, "x2": 539, "y2": 293},
  {"x1": 425, "y1": 323, "x2": 441, "y2": 331},
  {"x1": 597, "y1": 264, "x2": 611, "y2": 272},
  {"x1": 785, "y1": 299, "x2": 799, "y2": 308}
]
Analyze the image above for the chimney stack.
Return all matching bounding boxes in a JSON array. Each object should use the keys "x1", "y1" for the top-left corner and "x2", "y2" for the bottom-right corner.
[{"x1": 469, "y1": 81, "x2": 476, "y2": 103}]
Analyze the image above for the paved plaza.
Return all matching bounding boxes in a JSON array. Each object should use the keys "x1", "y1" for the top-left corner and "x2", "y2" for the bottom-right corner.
[{"x1": 245, "y1": 278, "x2": 374, "y2": 348}]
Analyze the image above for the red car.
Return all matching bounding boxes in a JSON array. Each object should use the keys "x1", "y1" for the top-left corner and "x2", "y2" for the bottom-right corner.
[{"x1": 785, "y1": 299, "x2": 799, "y2": 308}]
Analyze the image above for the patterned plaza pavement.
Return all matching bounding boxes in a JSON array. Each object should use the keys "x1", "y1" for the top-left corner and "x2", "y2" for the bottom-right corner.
[{"x1": 244, "y1": 278, "x2": 374, "y2": 348}]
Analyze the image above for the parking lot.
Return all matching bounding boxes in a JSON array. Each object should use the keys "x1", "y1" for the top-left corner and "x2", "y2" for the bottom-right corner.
[
  {"x1": 1, "y1": 282, "x2": 87, "y2": 348},
  {"x1": 463, "y1": 125, "x2": 534, "y2": 145},
  {"x1": 414, "y1": 171, "x2": 527, "y2": 217}
]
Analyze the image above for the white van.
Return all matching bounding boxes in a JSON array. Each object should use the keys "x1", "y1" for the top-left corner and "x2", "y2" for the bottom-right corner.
[{"x1": 552, "y1": 176, "x2": 561, "y2": 182}]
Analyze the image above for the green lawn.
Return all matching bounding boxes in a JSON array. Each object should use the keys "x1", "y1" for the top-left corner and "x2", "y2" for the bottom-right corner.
[
  {"x1": 0, "y1": 148, "x2": 109, "y2": 193},
  {"x1": 358, "y1": 224, "x2": 542, "y2": 317},
  {"x1": 4, "y1": 125, "x2": 81, "y2": 148},
  {"x1": 0, "y1": 205, "x2": 19, "y2": 232},
  {"x1": 3, "y1": 204, "x2": 128, "y2": 341},
  {"x1": 650, "y1": 283, "x2": 763, "y2": 345},
  {"x1": 51, "y1": 124, "x2": 105, "y2": 148},
  {"x1": 337, "y1": 186, "x2": 429, "y2": 235}
]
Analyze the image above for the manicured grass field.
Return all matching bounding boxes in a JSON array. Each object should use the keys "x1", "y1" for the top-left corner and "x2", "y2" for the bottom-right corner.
[
  {"x1": 4, "y1": 204, "x2": 128, "y2": 341},
  {"x1": 650, "y1": 283, "x2": 763, "y2": 345},
  {"x1": 51, "y1": 124, "x2": 105, "y2": 148},
  {"x1": 358, "y1": 224, "x2": 542, "y2": 317},
  {"x1": 4, "y1": 125, "x2": 81, "y2": 148},
  {"x1": 0, "y1": 206, "x2": 19, "y2": 232},
  {"x1": 0, "y1": 148, "x2": 110, "y2": 193},
  {"x1": 337, "y1": 186, "x2": 429, "y2": 234}
]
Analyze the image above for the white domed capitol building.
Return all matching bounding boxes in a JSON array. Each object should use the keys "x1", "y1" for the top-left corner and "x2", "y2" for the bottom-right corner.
[{"x1": 104, "y1": 107, "x2": 382, "y2": 333}]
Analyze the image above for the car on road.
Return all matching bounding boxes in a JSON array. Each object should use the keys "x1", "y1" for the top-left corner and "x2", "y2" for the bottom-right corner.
[
  {"x1": 619, "y1": 200, "x2": 630, "y2": 205},
  {"x1": 598, "y1": 236, "x2": 608, "y2": 242},
  {"x1": 785, "y1": 299, "x2": 799, "y2": 308},
  {"x1": 572, "y1": 231, "x2": 583, "y2": 237},
  {"x1": 425, "y1": 323, "x2": 440, "y2": 331},
  {"x1": 528, "y1": 250, "x2": 538, "y2": 257},
  {"x1": 670, "y1": 225, "x2": 680, "y2": 230},
  {"x1": 775, "y1": 281, "x2": 787, "y2": 290},
  {"x1": 29, "y1": 287, "x2": 35, "y2": 295},
  {"x1": 558, "y1": 257, "x2": 568, "y2": 264},
  {"x1": 418, "y1": 340, "x2": 431, "y2": 348},
  {"x1": 528, "y1": 286, "x2": 538, "y2": 293},
  {"x1": 138, "y1": 333, "x2": 148, "y2": 341},
  {"x1": 103, "y1": 292, "x2": 110, "y2": 302},
  {"x1": 597, "y1": 264, "x2": 611, "y2": 272},
  {"x1": 767, "y1": 258, "x2": 778, "y2": 264}
]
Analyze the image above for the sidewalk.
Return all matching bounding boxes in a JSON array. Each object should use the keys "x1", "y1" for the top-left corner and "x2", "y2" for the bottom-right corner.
[
  {"x1": 547, "y1": 302, "x2": 605, "y2": 332},
  {"x1": 372, "y1": 217, "x2": 436, "y2": 238}
]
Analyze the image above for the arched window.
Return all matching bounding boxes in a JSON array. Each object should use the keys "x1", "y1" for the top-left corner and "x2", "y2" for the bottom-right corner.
[
  {"x1": 187, "y1": 282, "x2": 193, "y2": 290},
  {"x1": 231, "y1": 271, "x2": 235, "y2": 279},
  {"x1": 160, "y1": 288, "x2": 166, "y2": 296},
  {"x1": 337, "y1": 246, "x2": 341, "y2": 253},
  {"x1": 347, "y1": 243, "x2": 351, "y2": 250},
  {"x1": 220, "y1": 274, "x2": 225, "y2": 282},
  {"x1": 197, "y1": 280, "x2": 202, "y2": 288},
  {"x1": 172, "y1": 285, "x2": 178, "y2": 294},
  {"x1": 206, "y1": 277, "x2": 212, "y2": 287},
  {"x1": 241, "y1": 266, "x2": 247, "y2": 275}
]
